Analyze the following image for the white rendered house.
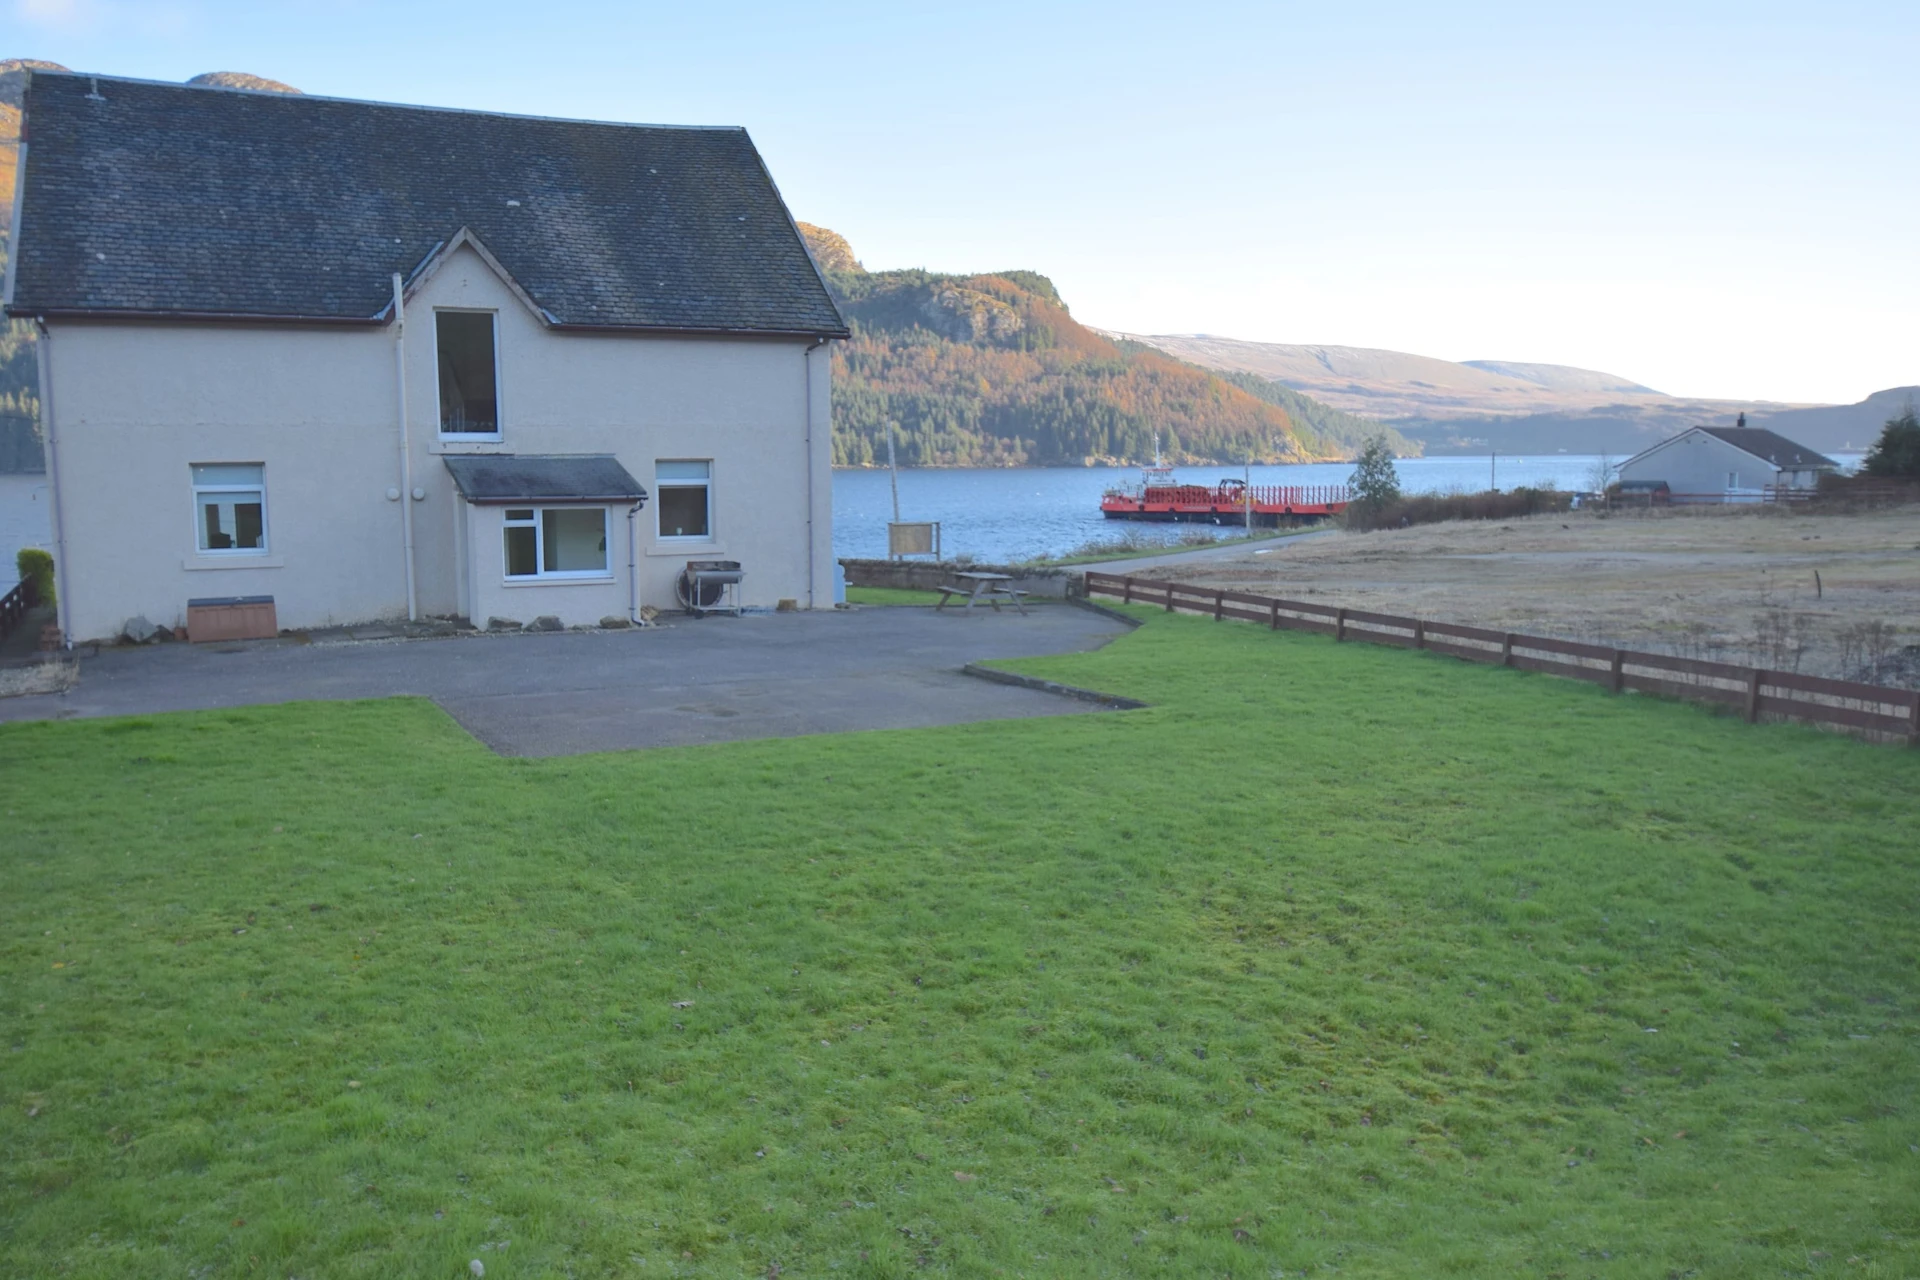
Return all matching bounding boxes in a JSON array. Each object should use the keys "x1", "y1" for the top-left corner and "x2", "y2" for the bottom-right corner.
[
  {"x1": 3, "y1": 72, "x2": 846, "y2": 643},
  {"x1": 1617, "y1": 424, "x2": 1836, "y2": 503}
]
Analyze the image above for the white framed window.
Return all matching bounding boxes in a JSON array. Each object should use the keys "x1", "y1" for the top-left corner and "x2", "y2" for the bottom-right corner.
[
  {"x1": 656, "y1": 460, "x2": 711, "y2": 539},
  {"x1": 437, "y1": 310, "x2": 501, "y2": 436},
  {"x1": 191, "y1": 463, "x2": 268, "y2": 554},
  {"x1": 503, "y1": 506, "x2": 611, "y2": 580}
]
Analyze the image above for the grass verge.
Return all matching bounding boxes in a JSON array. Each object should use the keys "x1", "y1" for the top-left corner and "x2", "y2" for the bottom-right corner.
[{"x1": 2, "y1": 612, "x2": 1917, "y2": 1277}]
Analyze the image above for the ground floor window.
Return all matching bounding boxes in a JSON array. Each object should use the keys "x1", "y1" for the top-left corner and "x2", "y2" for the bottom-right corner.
[
  {"x1": 191, "y1": 463, "x2": 267, "y2": 553},
  {"x1": 503, "y1": 506, "x2": 610, "y2": 579},
  {"x1": 656, "y1": 460, "x2": 711, "y2": 539}
]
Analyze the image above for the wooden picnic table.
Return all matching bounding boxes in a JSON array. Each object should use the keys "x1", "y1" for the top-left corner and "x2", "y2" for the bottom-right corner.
[{"x1": 935, "y1": 570, "x2": 1029, "y2": 615}]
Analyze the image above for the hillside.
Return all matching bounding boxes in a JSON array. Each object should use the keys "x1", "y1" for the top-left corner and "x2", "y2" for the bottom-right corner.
[
  {"x1": 1744, "y1": 386, "x2": 1920, "y2": 455},
  {"x1": 802, "y1": 226, "x2": 1379, "y2": 466},
  {"x1": 1, "y1": 60, "x2": 70, "y2": 227},
  {"x1": 1100, "y1": 332, "x2": 1680, "y2": 420},
  {"x1": 1108, "y1": 330, "x2": 1835, "y2": 456},
  {"x1": 0, "y1": 237, "x2": 42, "y2": 472}
]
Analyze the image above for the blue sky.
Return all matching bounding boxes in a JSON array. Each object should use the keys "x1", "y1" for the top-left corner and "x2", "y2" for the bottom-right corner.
[{"x1": 7, "y1": 0, "x2": 1915, "y2": 404}]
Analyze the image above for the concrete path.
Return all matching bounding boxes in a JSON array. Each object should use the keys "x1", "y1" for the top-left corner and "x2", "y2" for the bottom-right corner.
[
  {"x1": 0, "y1": 607, "x2": 1132, "y2": 756},
  {"x1": 1082, "y1": 527, "x2": 1337, "y2": 577}
]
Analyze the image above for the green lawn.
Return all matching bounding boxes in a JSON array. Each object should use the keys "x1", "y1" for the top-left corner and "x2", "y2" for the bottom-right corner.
[{"x1": 3, "y1": 611, "x2": 1917, "y2": 1278}]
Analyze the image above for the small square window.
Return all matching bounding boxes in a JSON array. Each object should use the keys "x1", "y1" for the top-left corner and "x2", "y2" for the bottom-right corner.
[
  {"x1": 657, "y1": 460, "x2": 711, "y2": 539},
  {"x1": 191, "y1": 463, "x2": 267, "y2": 554}
]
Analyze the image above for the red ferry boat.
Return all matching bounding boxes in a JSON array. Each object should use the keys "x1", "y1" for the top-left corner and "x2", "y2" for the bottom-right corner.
[{"x1": 1100, "y1": 457, "x2": 1349, "y2": 527}]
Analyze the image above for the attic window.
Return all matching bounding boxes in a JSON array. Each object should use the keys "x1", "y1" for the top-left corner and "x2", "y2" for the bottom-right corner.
[{"x1": 437, "y1": 311, "x2": 499, "y2": 435}]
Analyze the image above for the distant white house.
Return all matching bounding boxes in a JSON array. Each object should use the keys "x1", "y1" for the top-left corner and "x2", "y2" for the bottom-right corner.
[
  {"x1": 1617, "y1": 424, "x2": 1837, "y2": 502},
  {"x1": 3, "y1": 72, "x2": 846, "y2": 643}
]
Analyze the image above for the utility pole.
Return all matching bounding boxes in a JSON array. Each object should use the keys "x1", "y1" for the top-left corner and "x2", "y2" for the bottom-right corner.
[
  {"x1": 1245, "y1": 455, "x2": 1253, "y2": 537},
  {"x1": 1490, "y1": 450, "x2": 1497, "y2": 494},
  {"x1": 886, "y1": 420, "x2": 901, "y2": 523}
]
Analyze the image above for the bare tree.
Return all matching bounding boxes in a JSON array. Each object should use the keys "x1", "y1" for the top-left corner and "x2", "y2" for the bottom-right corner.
[{"x1": 1587, "y1": 452, "x2": 1618, "y2": 494}]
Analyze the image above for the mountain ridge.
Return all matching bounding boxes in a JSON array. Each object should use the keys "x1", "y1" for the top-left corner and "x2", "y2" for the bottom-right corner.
[
  {"x1": 1103, "y1": 330, "x2": 1881, "y2": 456},
  {"x1": 803, "y1": 226, "x2": 1400, "y2": 466}
]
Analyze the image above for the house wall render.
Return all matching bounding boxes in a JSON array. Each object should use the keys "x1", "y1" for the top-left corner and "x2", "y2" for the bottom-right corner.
[{"x1": 42, "y1": 245, "x2": 834, "y2": 640}]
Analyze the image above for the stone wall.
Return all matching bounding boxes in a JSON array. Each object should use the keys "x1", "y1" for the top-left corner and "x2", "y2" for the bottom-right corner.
[{"x1": 838, "y1": 558, "x2": 1080, "y2": 599}]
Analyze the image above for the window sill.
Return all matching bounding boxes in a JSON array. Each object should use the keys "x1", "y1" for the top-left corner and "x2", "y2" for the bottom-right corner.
[
  {"x1": 184, "y1": 555, "x2": 284, "y2": 571},
  {"x1": 647, "y1": 541, "x2": 724, "y2": 557},
  {"x1": 431, "y1": 439, "x2": 508, "y2": 455},
  {"x1": 501, "y1": 575, "x2": 616, "y2": 588}
]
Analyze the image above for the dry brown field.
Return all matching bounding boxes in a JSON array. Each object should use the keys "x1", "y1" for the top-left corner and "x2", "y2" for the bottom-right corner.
[{"x1": 1135, "y1": 505, "x2": 1920, "y2": 684}]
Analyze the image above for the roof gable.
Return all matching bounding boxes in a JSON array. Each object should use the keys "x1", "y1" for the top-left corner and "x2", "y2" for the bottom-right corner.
[
  {"x1": 1621, "y1": 425, "x2": 1838, "y2": 473},
  {"x1": 394, "y1": 229, "x2": 553, "y2": 325},
  {"x1": 7, "y1": 72, "x2": 847, "y2": 337},
  {"x1": 1697, "y1": 426, "x2": 1836, "y2": 471}
]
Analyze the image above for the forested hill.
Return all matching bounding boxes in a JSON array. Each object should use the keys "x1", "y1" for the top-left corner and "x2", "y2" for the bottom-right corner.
[{"x1": 803, "y1": 225, "x2": 1380, "y2": 466}]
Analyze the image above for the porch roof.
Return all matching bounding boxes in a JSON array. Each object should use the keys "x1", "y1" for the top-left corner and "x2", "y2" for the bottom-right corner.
[{"x1": 443, "y1": 455, "x2": 648, "y2": 506}]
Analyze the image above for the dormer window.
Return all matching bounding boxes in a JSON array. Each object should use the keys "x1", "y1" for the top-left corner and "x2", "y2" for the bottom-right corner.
[{"x1": 437, "y1": 310, "x2": 500, "y2": 436}]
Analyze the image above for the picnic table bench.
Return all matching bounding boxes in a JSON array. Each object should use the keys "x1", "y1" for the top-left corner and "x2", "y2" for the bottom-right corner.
[{"x1": 934, "y1": 571, "x2": 1029, "y2": 615}]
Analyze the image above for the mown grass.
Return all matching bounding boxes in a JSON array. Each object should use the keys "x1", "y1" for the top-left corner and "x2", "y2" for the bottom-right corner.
[{"x1": 2, "y1": 611, "x2": 1917, "y2": 1278}]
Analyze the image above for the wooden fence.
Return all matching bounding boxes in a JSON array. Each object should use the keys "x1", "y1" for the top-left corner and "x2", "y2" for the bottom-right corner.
[
  {"x1": 1084, "y1": 571, "x2": 1920, "y2": 747},
  {"x1": 0, "y1": 575, "x2": 37, "y2": 643}
]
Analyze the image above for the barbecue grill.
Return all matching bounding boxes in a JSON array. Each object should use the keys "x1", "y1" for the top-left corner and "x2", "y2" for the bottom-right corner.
[{"x1": 675, "y1": 559, "x2": 744, "y2": 617}]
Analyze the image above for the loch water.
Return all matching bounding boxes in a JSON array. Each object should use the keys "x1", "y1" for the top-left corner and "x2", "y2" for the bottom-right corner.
[{"x1": 832, "y1": 455, "x2": 1611, "y2": 564}]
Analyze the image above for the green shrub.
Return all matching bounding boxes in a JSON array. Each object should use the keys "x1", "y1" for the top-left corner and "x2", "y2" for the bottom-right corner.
[
  {"x1": 1347, "y1": 485, "x2": 1573, "y2": 532},
  {"x1": 16, "y1": 547, "x2": 53, "y2": 607},
  {"x1": 1861, "y1": 404, "x2": 1920, "y2": 478}
]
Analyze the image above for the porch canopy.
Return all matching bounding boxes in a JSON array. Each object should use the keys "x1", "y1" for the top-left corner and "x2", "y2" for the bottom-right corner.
[{"x1": 443, "y1": 455, "x2": 647, "y2": 506}]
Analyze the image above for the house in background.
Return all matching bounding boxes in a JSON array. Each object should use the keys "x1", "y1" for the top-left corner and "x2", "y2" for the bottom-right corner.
[
  {"x1": 1617, "y1": 422, "x2": 1837, "y2": 503},
  {"x1": 3, "y1": 71, "x2": 846, "y2": 644}
]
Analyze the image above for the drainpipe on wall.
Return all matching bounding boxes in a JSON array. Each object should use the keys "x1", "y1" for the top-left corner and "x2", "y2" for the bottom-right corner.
[
  {"x1": 32, "y1": 318, "x2": 72, "y2": 648},
  {"x1": 626, "y1": 500, "x2": 646, "y2": 626},
  {"x1": 803, "y1": 336, "x2": 829, "y2": 609},
  {"x1": 391, "y1": 273, "x2": 418, "y2": 621}
]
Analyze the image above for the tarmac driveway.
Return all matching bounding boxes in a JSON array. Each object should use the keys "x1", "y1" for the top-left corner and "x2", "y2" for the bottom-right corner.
[{"x1": 0, "y1": 606, "x2": 1132, "y2": 756}]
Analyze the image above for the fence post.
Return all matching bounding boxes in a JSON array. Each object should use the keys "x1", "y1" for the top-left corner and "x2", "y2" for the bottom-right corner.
[
  {"x1": 1501, "y1": 633, "x2": 1514, "y2": 667},
  {"x1": 1269, "y1": 600, "x2": 1279, "y2": 631},
  {"x1": 1214, "y1": 590, "x2": 1224, "y2": 621},
  {"x1": 1746, "y1": 668, "x2": 1764, "y2": 723},
  {"x1": 1909, "y1": 691, "x2": 1920, "y2": 748},
  {"x1": 1610, "y1": 649, "x2": 1625, "y2": 694},
  {"x1": 1413, "y1": 619, "x2": 1425, "y2": 650},
  {"x1": 1122, "y1": 578, "x2": 1133, "y2": 605},
  {"x1": 1164, "y1": 584, "x2": 1174, "y2": 613},
  {"x1": 1336, "y1": 608, "x2": 1348, "y2": 642}
]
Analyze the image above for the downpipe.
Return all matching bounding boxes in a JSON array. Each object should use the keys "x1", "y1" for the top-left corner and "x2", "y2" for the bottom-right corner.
[
  {"x1": 803, "y1": 336, "x2": 829, "y2": 609},
  {"x1": 391, "y1": 273, "x2": 418, "y2": 621},
  {"x1": 626, "y1": 499, "x2": 648, "y2": 625},
  {"x1": 32, "y1": 318, "x2": 72, "y2": 648}
]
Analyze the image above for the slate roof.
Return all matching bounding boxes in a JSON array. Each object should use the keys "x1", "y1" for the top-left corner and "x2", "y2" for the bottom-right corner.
[
  {"x1": 443, "y1": 454, "x2": 648, "y2": 505},
  {"x1": 5, "y1": 72, "x2": 846, "y2": 337},
  {"x1": 1697, "y1": 427, "x2": 1836, "y2": 471}
]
